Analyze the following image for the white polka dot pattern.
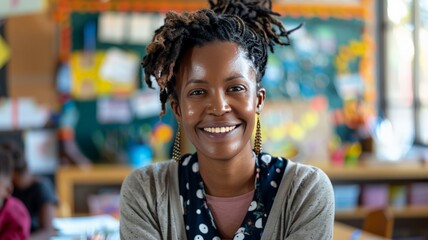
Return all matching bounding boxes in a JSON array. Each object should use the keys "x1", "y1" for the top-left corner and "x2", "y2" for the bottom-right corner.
[
  {"x1": 234, "y1": 233, "x2": 245, "y2": 240},
  {"x1": 178, "y1": 153, "x2": 288, "y2": 240},
  {"x1": 248, "y1": 201, "x2": 257, "y2": 211},
  {"x1": 261, "y1": 154, "x2": 271, "y2": 164},
  {"x1": 199, "y1": 224, "x2": 209, "y2": 234},
  {"x1": 255, "y1": 218, "x2": 263, "y2": 228},
  {"x1": 196, "y1": 189, "x2": 204, "y2": 199},
  {"x1": 192, "y1": 162, "x2": 199, "y2": 172}
]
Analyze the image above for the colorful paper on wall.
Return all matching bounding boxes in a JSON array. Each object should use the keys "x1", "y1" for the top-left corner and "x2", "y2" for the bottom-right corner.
[
  {"x1": 128, "y1": 13, "x2": 153, "y2": 45},
  {"x1": 17, "y1": 98, "x2": 50, "y2": 128},
  {"x1": 0, "y1": 98, "x2": 49, "y2": 130},
  {"x1": 99, "y1": 48, "x2": 139, "y2": 85},
  {"x1": 0, "y1": 36, "x2": 10, "y2": 68},
  {"x1": 24, "y1": 129, "x2": 59, "y2": 174},
  {"x1": 130, "y1": 90, "x2": 162, "y2": 119},
  {"x1": 98, "y1": 12, "x2": 127, "y2": 44},
  {"x1": 260, "y1": 100, "x2": 331, "y2": 162},
  {"x1": 0, "y1": 98, "x2": 12, "y2": 129},
  {"x1": 70, "y1": 50, "x2": 137, "y2": 99},
  {"x1": 97, "y1": 97, "x2": 132, "y2": 124},
  {"x1": 98, "y1": 12, "x2": 164, "y2": 45},
  {"x1": 0, "y1": 0, "x2": 46, "y2": 17}
]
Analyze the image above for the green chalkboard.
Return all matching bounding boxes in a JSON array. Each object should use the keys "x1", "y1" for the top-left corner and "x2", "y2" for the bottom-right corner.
[{"x1": 265, "y1": 16, "x2": 365, "y2": 109}]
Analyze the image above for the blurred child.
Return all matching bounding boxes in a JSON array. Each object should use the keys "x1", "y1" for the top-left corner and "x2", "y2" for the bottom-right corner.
[
  {"x1": 0, "y1": 150, "x2": 31, "y2": 239},
  {"x1": 1, "y1": 142, "x2": 57, "y2": 240}
]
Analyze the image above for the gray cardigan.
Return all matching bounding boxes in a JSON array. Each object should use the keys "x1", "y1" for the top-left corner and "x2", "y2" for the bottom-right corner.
[{"x1": 120, "y1": 159, "x2": 334, "y2": 240}]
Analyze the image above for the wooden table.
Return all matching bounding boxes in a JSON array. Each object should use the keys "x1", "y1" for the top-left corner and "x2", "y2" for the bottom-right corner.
[{"x1": 334, "y1": 222, "x2": 389, "y2": 240}]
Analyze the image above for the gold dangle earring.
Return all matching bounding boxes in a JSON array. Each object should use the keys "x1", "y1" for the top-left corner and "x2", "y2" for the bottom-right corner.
[
  {"x1": 172, "y1": 122, "x2": 182, "y2": 162},
  {"x1": 254, "y1": 112, "x2": 262, "y2": 156}
]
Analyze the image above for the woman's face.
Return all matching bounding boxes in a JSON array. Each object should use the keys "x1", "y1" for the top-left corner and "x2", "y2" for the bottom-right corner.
[{"x1": 172, "y1": 41, "x2": 265, "y2": 161}]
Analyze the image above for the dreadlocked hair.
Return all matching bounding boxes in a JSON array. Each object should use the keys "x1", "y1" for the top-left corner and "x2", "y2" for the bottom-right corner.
[{"x1": 142, "y1": 0, "x2": 302, "y2": 115}]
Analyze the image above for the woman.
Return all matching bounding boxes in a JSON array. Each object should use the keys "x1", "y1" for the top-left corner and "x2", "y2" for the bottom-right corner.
[
  {"x1": 120, "y1": 0, "x2": 334, "y2": 239},
  {"x1": 0, "y1": 151, "x2": 30, "y2": 239},
  {"x1": 1, "y1": 142, "x2": 57, "y2": 240}
]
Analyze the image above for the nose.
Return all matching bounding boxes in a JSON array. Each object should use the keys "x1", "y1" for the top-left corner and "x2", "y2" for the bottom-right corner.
[{"x1": 207, "y1": 92, "x2": 231, "y2": 116}]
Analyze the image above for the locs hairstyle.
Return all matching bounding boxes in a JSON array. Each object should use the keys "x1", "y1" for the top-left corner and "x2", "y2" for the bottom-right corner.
[{"x1": 142, "y1": 0, "x2": 301, "y2": 115}]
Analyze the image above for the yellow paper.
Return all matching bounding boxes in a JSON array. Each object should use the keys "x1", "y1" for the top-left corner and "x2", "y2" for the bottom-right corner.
[
  {"x1": 0, "y1": 36, "x2": 10, "y2": 68},
  {"x1": 70, "y1": 51, "x2": 136, "y2": 99}
]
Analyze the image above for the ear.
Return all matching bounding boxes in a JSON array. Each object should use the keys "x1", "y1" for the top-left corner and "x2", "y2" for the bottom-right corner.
[
  {"x1": 256, "y1": 88, "x2": 266, "y2": 113},
  {"x1": 170, "y1": 98, "x2": 182, "y2": 120}
]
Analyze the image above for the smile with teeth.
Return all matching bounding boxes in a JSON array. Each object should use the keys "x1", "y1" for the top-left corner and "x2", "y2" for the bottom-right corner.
[{"x1": 203, "y1": 125, "x2": 237, "y2": 134}]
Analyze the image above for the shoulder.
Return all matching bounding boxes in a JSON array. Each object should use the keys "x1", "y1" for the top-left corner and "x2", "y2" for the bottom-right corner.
[
  {"x1": 31, "y1": 176, "x2": 57, "y2": 203},
  {"x1": 18, "y1": 176, "x2": 55, "y2": 195},
  {"x1": 282, "y1": 160, "x2": 334, "y2": 203},
  {"x1": 259, "y1": 152, "x2": 333, "y2": 200},
  {"x1": 288, "y1": 160, "x2": 332, "y2": 190},
  {"x1": 1, "y1": 196, "x2": 30, "y2": 220},
  {"x1": 290, "y1": 161, "x2": 330, "y2": 184},
  {"x1": 0, "y1": 197, "x2": 31, "y2": 239},
  {"x1": 34, "y1": 176, "x2": 55, "y2": 191}
]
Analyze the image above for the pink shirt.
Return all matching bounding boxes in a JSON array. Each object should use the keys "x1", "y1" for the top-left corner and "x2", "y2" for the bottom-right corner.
[
  {"x1": 206, "y1": 190, "x2": 255, "y2": 240},
  {"x1": 0, "y1": 196, "x2": 31, "y2": 240}
]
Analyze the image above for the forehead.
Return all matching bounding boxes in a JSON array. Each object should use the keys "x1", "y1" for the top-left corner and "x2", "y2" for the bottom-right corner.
[{"x1": 177, "y1": 41, "x2": 256, "y2": 81}]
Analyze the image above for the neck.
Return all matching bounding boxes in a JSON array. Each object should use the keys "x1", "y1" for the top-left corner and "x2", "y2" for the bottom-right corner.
[{"x1": 198, "y1": 148, "x2": 256, "y2": 198}]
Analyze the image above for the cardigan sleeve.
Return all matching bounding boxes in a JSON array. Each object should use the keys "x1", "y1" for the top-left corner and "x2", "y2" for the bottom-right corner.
[
  {"x1": 119, "y1": 167, "x2": 162, "y2": 240},
  {"x1": 285, "y1": 166, "x2": 335, "y2": 240}
]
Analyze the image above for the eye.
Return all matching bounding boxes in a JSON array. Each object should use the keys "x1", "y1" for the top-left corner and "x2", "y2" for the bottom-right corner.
[
  {"x1": 189, "y1": 89, "x2": 206, "y2": 96},
  {"x1": 227, "y1": 85, "x2": 246, "y2": 92}
]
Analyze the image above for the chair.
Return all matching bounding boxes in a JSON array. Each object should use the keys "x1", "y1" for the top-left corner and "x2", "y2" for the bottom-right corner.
[{"x1": 362, "y1": 208, "x2": 394, "y2": 239}]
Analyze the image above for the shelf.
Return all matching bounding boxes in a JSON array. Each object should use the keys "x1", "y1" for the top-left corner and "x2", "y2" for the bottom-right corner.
[
  {"x1": 306, "y1": 160, "x2": 428, "y2": 181},
  {"x1": 336, "y1": 206, "x2": 428, "y2": 219}
]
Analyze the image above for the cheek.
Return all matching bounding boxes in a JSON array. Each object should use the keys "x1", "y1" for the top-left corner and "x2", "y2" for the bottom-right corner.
[
  {"x1": 179, "y1": 101, "x2": 197, "y2": 120},
  {"x1": 177, "y1": 100, "x2": 199, "y2": 135},
  {"x1": 241, "y1": 93, "x2": 258, "y2": 113}
]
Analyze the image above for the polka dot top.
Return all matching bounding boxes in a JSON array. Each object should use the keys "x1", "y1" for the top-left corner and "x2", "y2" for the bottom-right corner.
[{"x1": 178, "y1": 152, "x2": 287, "y2": 240}]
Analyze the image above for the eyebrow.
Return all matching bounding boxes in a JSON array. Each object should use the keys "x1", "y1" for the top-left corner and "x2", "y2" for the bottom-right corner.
[
  {"x1": 184, "y1": 74, "x2": 246, "y2": 87},
  {"x1": 184, "y1": 79, "x2": 207, "y2": 87}
]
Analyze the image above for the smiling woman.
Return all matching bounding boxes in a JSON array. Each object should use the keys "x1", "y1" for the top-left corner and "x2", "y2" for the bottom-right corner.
[
  {"x1": 119, "y1": 0, "x2": 335, "y2": 240},
  {"x1": 173, "y1": 41, "x2": 261, "y2": 164}
]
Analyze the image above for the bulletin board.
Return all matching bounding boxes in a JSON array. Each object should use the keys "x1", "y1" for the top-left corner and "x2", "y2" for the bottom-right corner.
[
  {"x1": 51, "y1": 1, "x2": 199, "y2": 162},
  {"x1": 70, "y1": 99, "x2": 176, "y2": 162},
  {"x1": 264, "y1": 0, "x2": 377, "y2": 147},
  {"x1": 52, "y1": 0, "x2": 208, "y2": 62},
  {"x1": 52, "y1": 0, "x2": 377, "y2": 162}
]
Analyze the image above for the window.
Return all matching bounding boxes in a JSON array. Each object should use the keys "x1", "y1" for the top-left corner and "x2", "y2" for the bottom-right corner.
[{"x1": 384, "y1": 0, "x2": 428, "y2": 146}]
